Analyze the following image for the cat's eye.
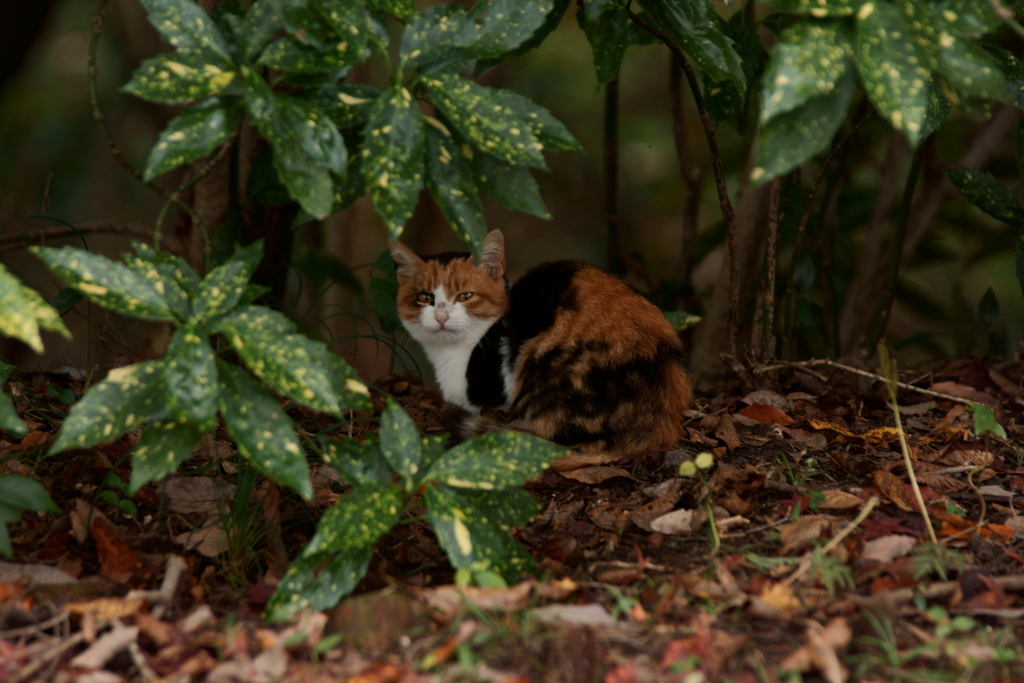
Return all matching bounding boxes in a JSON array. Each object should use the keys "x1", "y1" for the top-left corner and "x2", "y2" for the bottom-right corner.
[
  {"x1": 456, "y1": 292, "x2": 474, "y2": 302},
  {"x1": 415, "y1": 292, "x2": 434, "y2": 306}
]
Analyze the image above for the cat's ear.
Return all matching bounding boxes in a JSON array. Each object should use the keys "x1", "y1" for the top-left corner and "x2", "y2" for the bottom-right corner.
[
  {"x1": 390, "y1": 241, "x2": 423, "y2": 283},
  {"x1": 479, "y1": 230, "x2": 505, "y2": 280}
]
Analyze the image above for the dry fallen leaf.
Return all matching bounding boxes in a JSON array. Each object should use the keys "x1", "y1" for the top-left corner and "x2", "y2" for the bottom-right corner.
[
  {"x1": 779, "y1": 515, "x2": 838, "y2": 554},
  {"x1": 859, "y1": 535, "x2": 916, "y2": 564},
  {"x1": 816, "y1": 490, "x2": 863, "y2": 510},
  {"x1": 738, "y1": 403, "x2": 794, "y2": 426},
  {"x1": 558, "y1": 466, "x2": 632, "y2": 484},
  {"x1": 872, "y1": 470, "x2": 915, "y2": 512}
]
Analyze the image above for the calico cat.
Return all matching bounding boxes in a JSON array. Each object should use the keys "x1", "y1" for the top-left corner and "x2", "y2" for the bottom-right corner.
[{"x1": 390, "y1": 230, "x2": 692, "y2": 455}]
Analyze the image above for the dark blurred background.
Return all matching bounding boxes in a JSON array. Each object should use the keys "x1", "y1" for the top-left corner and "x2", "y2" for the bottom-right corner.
[{"x1": 2, "y1": 0, "x2": 1021, "y2": 387}]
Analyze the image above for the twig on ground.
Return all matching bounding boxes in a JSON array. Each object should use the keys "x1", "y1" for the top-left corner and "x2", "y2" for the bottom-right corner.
[
  {"x1": 785, "y1": 496, "x2": 879, "y2": 587},
  {"x1": 753, "y1": 358, "x2": 977, "y2": 406}
]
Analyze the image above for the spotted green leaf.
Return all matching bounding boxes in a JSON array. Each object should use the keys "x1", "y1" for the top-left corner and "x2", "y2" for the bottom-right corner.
[
  {"x1": 0, "y1": 363, "x2": 26, "y2": 438},
  {"x1": 427, "y1": 431, "x2": 564, "y2": 490},
  {"x1": 308, "y1": 83, "x2": 380, "y2": 130},
  {"x1": 399, "y1": 3, "x2": 469, "y2": 73},
  {"x1": 378, "y1": 399, "x2": 423, "y2": 484},
  {"x1": 579, "y1": 0, "x2": 630, "y2": 86},
  {"x1": 489, "y1": 87, "x2": 583, "y2": 153},
  {"x1": 638, "y1": 0, "x2": 745, "y2": 90},
  {"x1": 265, "y1": 545, "x2": 374, "y2": 621},
  {"x1": 424, "y1": 119, "x2": 487, "y2": 258},
  {"x1": 129, "y1": 419, "x2": 204, "y2": 494},
  {"x1": 361, "y1": 85, "x2": 426, "y2": 239},
  {"x1": 240, "y1": 0, "x2": 283, "y2": 60},
  {"x1": 0, "y1": 264, "x2": 71, "y2": 355},
  {"x1": 425, "y1": 484, "x2": 538, "y2": 582},
  {"x1": 368, "y1": 0, "x2": 413, "y2": 22},
  {"x1": 194, "y1": 239, "x2": 263, "y2": 320},
  {"x1": 947, "y1": 168, "x2": 1024, "y2": 227},
  {"x1": 122, "y1": 255, "x2": 192, "y2": 322},
  {"x1": 474, "y1": 0, "x2": 571, "y2": 73},
  {"x1": 894, "y1": 0, "x2": 1006, "y2": 101},
  {"x1": 304, "y1": 340, "x2": 373, "y2": 411},
  {"x1": 984, "y1": 45, "x2": 1024, "y2": 111},
  {"x1": 761, "y1": 0, "x2": 858, "y2": 16},
  {"x1": 422, "y1": 74, "x2": 546, "y2": 167},
  {"x1": 933, "y1": 0, "x2": 1012, "y2": 37},
  {"x1": 217, "y1": 361, "x2": 312, "y2": 498},
  {"x1": 211, "y1": 307, "x2": 341, "y2": 415},
  {"x1": 920, "y1": 80, "x2": 952, "y2": 141},
  {"x1": 144, "y1": 95, "x2": 243, "y2": 181},
  {"x1": 258, "y1": 34, "x2": 368, "y2": 74},
  {"x1": 267, "y1": 0, "x2": 334, "y2": 49},
  {"x1": 164, "y1": 325, "x2": 219, "y2": 428},
  {"x1": 323, "y1": 436, "x2": 392, "y2": 486},
  {"x1": 0, "y1": 475, "x2": 60, "y2": 557},
  {"x1": 751, "y1": 67, "x2": 855, "y2": 184},
  {"x1": 31, "y1": 246, "x2": 175, "y2": 322},
  {"x1": 300, "y1": 484, "x2": 402, "y2": 558},
  {"x1": 854, "y1": 2, "x2": 932, "y2": 146},
  {"x1": 140, "y1": 0, "x2": 233, "y2": 59},
  {"x1": 664, "y1": 310, "x2": 701, "y2": 331},
  {"x1": 122, "y1": 52, "x2": 235, "y2": 105},
  {"x1": 50, "y1": 361, "x2": 166, "y2": 453},
  {"x1": 454, "y1": 0, "x2": 555, "y2": 61},
  {"x1": 760, "y1": 21, "x2": 852, "y2": 124},
  {"x1": 245, "y1": 71, "x2": 335, "y2": 218},
  {"x1": 473, "y1": 154, "x2": 550, "y2": 219},
  {"x1": 459, "y1": 487, "x2": 543, "y2": 530}
]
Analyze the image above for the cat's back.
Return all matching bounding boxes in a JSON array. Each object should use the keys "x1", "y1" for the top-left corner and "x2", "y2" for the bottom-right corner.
[{"x1": 505, "y1": 261, "x2": 692, "y2": 454}]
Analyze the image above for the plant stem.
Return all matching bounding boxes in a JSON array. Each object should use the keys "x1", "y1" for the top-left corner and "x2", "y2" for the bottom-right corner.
[{"x1": 669, "y1": 56, "x2": 702, "y2": 289}]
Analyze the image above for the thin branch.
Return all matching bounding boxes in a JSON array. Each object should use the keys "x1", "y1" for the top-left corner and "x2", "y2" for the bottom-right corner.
[
  {"x1": 0, "y1": 220, "x2": 154, "y2": 254},
  {"x1": 753, "y1": 358, "x2": 977, "y2": 406},
  {"x1": 669, "y1": 56, "x2": 703, "y2": 286},
  {"x1": 865, "y1": 140, "x2": 928, "y2": 353},
  {"x1": 88, "y1": 0, "x2": 205, "y2": 236},
  {"x1": 759, "y1": 178, "x2": 783, "y2": 363},
  {"x1": 605, "y1": 78, "x2": 622, "y2": 274},
  {"x1": 154, "y1": 138, "x2": 235, "y2": 251},
  {"x1": 624, "y1": 7, "x2": 738, "y2": 360}
]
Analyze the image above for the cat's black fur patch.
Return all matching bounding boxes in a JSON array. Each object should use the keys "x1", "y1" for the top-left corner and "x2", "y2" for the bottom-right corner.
[
  {"x1": 505, "y1": 261, "x2": 584, "y2": 369},
  {"x1": 466, "y1": 318, "x2": 508, "y2": 407}
]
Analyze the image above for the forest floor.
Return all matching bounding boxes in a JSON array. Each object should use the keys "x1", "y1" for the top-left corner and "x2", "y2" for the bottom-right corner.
[{"x1": 2, "y1": 356, "x2": 1024, "y2": 682}]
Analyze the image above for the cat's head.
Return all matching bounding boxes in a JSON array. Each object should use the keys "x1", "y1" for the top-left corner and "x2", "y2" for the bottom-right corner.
[{"x1": 390, "y1": 230, "x2": 507, "y2": 346}]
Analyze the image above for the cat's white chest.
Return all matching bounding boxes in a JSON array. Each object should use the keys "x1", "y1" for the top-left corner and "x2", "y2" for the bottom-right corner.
[{"x1": 421, "y1": 341, "x2": 478, "y2": 412}]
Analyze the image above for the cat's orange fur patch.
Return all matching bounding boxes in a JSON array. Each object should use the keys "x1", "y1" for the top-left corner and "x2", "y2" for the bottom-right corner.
[{"x1": 395, "y1": 256, "x2": 507, "y2": 322}]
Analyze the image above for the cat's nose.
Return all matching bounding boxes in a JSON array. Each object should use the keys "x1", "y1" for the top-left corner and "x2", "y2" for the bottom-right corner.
[{"x1": 435, "y1": 306, "x2": 450, "y2": 327}]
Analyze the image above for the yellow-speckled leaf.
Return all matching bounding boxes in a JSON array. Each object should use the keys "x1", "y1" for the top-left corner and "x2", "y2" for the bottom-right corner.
[
  {"x1": 664, "y1": 310, "x2": 701, "y2": 331},
  {"x1": 241, "y1": 0, "x2": 283, "y2": 60},
  {"x1": 144, "y1": 96, "x2": 244, "y2": 181},
  {"x1": 947, "y1": 168, "x2": 1024, "y2": 227},
  {"x1": 378, "y1": 399, "x2": 423, "y2": 483},
  {"x1": 454, "y1": 0, "x2": 555, "y2": 61},
  {"x1": 217, "y1": 361, "x2": 312, "y2": 498},
  {"x1": 426, "y1": 430, "x2": 565, "y2": 490},
  {"x1": 425, "y1": 484, "x2": 539, "y2": 582},
  {"x1": 934, "y1": 0, "x2": 1021, "y2": 37},
  {"x1": 0, "y1": 264, "x2": 70, "y2": 355},
  {"x1": 422, "y1": 74, "x2": 546, "y2": 168},
  {"x1": 361, "y1": 84, "x2": 426, "y2": 238},
  {"x1": 894, "y1": 0, "x2": 1006, "y2": 101},
  {"x1": 164, "y1": 325, "x2": 219, "y2": 428},
  {"x1": 265, "y1": 545, "x2": 374, "y2": 621},
  {"x1": 122, "y1": 254, "x2": 192, "y2": 322},
  {"x1": 122, "y1": 52, "x2": 236, "y2": 105},
  {"x1": 0, "y1": 363, "x2": 27, "y2": 438},
  {"x1": 458, "y1": 487, "x2": 542, "y2": 530},
  {"x1": 129, "y1": 419, "x2": 204, "y2": 494},
  {"x1": 303, "y1": 339, "x2": 373, "y2": 411},
  {"x1": 761, "y1": 0, "x2": 858, "y2": 17},
  {"x1": 50, "y1": 361, "x2": 167, "y2": 453},
  {"x1": 638, "y1": 0, "x2": 745, "y2": 90},
  {"x1": 245, "y1": 71, "x2": 336, "y2": 218},
  {"x1": 751, "y1": 68, "x2": 856, "y2": 184},
  {"x1": 323, "y1": 435, "x2": 392, "y2": 486},
  {"x1": 424, "y1": 119, "x2": 487, "y2": 258},
  {"x1": 473, "y1": 154, "x2": 550, "y2": 219},
  {"x1": 194, "y1": 239, "x2": 262, "y2": 320},
  {"x1": 211, "y1": 306, "x2": 341, "y2": 415},
  {"x1": 368, "y1": 0, "x2": 413, "y2": 22},
  {"x1": 257, "y1": 34, "x2": 369, "y2": 74},
  {"x1": 760, "y1": 20, "x2": 853, "y2": 124},
  {"x1": 489, "y1": 87, "x2": 582, "y2": 153},
  {"x1": 308, "y1": 82, "x2": 380, "y2": 131},
  {"x1": 985, "y1": 46, "x2": 1024, "y2": 112},
  {"x1": 399, "y1": 3, "x2": 469, "y2": 73},
  {"x1": 31, "y1": 246, "x2": 175, "y2": 322},
  {"x1": 140, "y1": 0, "x2": 233, "y2": 59},
  {"x1": 854, "y1": 2, "x2": 933, "y2": 147},
  {"x1": 299, "y1": 484, "x2": 402, "y2": 558}
]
